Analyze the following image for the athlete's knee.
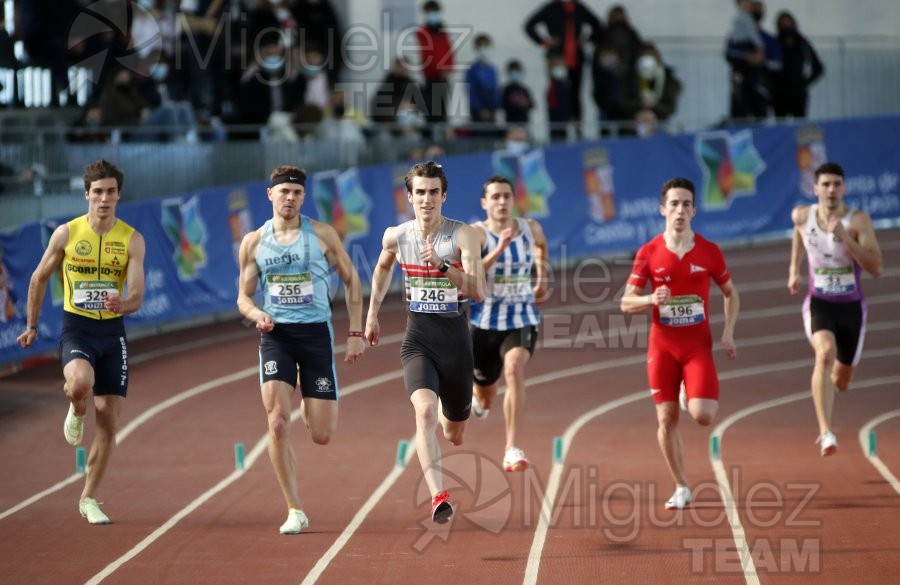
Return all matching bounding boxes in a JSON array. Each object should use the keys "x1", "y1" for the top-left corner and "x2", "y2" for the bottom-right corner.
[
  {"x1": 414, "y1": 404, "x2": 439, "y2": 432},
  {"x1": 657, "y1": 411, "x2": 678, "y2": 432},
  {"x1": 310, "y1": 428, "x2": 332, "y2": 445},
  {"x1": 65, "y1": 375, "x2": 93, "y2": 401},
  {"x1": 503, "y1": 361, "x2": 526, "y2": 388},
  {"x1": 267, "y1": 412, "x2": 290, "y2": 441},
  {"x1": 693, "y1": 411, "x2": 714, "y2": 426},
  {"x1": 832, "y1": 366, "x2": 853, "y2": 392},
  {"x1": 94, "y1": 404, "x2": 119, "y2": 435},
  {"x1": 443, "y1": 423, "x2": 465, "y2": 446}
]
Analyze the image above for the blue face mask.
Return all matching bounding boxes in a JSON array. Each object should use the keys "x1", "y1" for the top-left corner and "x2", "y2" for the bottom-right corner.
[
  {"x1": 551, "y1": 66, "x2": 568, "y2": 80},
  {"x1": 425, "y1": 11, "x2": 442, "y2": 26},
  {"x1": 261, "y1": 55, "x2": 284, "y2": 72},
  {"x1": 508, "y1": 71, "x2": 522, "y2": 83},
  {"x1": 138, "y1": 0, "x2": 155, "y2": 10},
  {"x1": 478, "y1": 47, "x2": 493, "y2": 62},
  {"x1": 150, "y1": 63, "x2": 169, "y2": 81}
]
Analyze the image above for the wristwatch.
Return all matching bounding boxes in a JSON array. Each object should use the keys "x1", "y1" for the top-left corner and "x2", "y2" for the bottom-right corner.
[{"x1": 437, "y1": 258, "x2": 449, "y2": 273}]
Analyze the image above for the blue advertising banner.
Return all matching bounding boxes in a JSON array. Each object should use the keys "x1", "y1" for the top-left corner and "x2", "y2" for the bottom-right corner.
[{"x1": 2, "y1": 115, "x2": 899, "y2": 364}]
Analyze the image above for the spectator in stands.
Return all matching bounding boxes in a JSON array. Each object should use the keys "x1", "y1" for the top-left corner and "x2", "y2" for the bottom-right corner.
[
  {"x1": 292, "y1": 0, "x2": 343, "y2": 87},
  {"x1": 176, "y1": 0, "x2": 228, "y2": 118},
  {"x1": 19, "y1": 0, "x2": 78, "y2": 106},
  {"x1": 605, "y1": 5, "x2": 643, "y2": 70},
  {"x1": 0, "y1": 162, "x2": 41, "y2": 196},
  {"x1": 502, "y1": 60, "x2": 535, "y2": 127},
  {"x1": 236, "y1": 38, "x2": 305, "y2": 129},
  {"x1": 773, "y1": 11, "x2": 824, "y2": 118},
  {"x1": 750, "y1": 1, "x2": 783, "y2": 117},
  {"x1": 416, "y1": 1, "x2": 454, "y2": 124},
  {"x1": 591, "y1": 42, "x2": 627, "y2": 131},
  {"x1": 134, "y1": 55, "x2": 198, "y2": 142},
  {"x1": 620, "y1": 44, "x2": 682, "y2": 132},
  {"x1": 545, "y1": 50, "x2": 573, "y2": 142},
  {"x1": 524, "y1": 0, "x2": 604, "y2": 131},
  {"x1": 299, "y1": 45, "x2": 331, "y2": 111},
  {"x1": 318, "y1": 89, "x2": 366, "y2": 166},
  {"x1": 503, "y1": 125, "x2": 531, "y2": 154},
  {"x1": 725, "y1": 0, "x2": 767, "y2": 120},
  {"x1": 466, "y1": 34, "x2": 501, "y2": 137},
  {"x1": 68, "y1": 106, "x2": 109, "y2": 144},
  {"x1": 370, "y1": 57, "x2": 423, "y2": 127},
  {"x1": 97, "y1": 69, "x2": 150, "y2": 131}
]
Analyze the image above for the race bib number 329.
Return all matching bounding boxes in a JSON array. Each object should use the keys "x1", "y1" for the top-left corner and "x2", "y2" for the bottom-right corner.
[{"x1": 73, "y1": 281, "x2": 117, "y2": 310}]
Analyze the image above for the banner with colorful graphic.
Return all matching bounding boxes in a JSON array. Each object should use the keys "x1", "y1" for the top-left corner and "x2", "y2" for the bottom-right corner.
[{"x1": 2, "y1": 115, "x2": 899, "y2": 364}]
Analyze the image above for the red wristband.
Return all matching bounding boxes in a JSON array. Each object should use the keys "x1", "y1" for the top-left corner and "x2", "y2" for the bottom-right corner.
[{"x1": 348, "y1": 331, "x2": 364, "y2": 338}]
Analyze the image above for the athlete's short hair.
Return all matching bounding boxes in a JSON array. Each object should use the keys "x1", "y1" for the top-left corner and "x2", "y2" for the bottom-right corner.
[{"x1": 83, "y1": 159, "x2": 124, "y2": 192}]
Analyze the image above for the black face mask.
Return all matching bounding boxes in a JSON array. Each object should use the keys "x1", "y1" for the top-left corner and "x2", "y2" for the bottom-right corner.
[
  {"x1": 333, "y1": 105, "x2": 346, "y2": 118},
  {"x1": 751, "y1": 11, "x2": 763, "y2": 23}
]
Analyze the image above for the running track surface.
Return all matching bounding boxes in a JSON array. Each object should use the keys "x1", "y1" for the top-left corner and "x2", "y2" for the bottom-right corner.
[{"x1": 2, "y1": 230, "x2": 899, "y2": 585}]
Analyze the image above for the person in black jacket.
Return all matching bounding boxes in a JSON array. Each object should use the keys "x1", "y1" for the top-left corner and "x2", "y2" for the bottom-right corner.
[
  {"x1": 524, "y1": 0, "x2": 604, "y2": 127},
  {"x1": 773, "y1": 11, "x2": 824, "y2": 118}
]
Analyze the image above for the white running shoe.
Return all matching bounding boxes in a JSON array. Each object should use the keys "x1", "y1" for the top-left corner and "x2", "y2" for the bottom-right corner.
[
  {"x1": 79, "y1": 497, "x2": 111, "y2": 524},
  {"x1": 471, "y1": 397, "x2": 489, "y2": 420},
  {"x1": 279, "y1": 508, "x2": 309, "y2": 535},
  {"x1": 678, "y1": 381, "x2": 688, "y2": 412},
  {"x1": 665, "y1": 486, "x2": 692, "y2": 510},
  {"x1": 64, "y1": 403, "x2": 84, "y2": 446},
  {"x1": 816, "y1": 431, "x2": 838, "y2": 456},
  {"x1": 503, "y1": 447, "x2": 529, "y2": 472}
]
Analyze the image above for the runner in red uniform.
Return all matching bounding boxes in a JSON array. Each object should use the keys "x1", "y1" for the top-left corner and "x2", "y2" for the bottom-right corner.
[{"x1": 621, "y1": 177, "x2": 740, "y2": 510}]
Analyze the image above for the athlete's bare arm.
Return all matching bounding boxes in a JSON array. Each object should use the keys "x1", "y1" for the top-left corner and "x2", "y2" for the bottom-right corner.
[
  {"x1": 718, "y1": 278, "x2": 739, "y2": 360},
  {"x1": 621, "y1": 283, "x2": 670, "y2": 313},
  {"x1": 452, "y1": 224, "x2": 486, "y2": 302},
  {"x1": 365, "y1": 227, "x2": 399, "y2": 346},
  {"x1": 836, "y1": 211, "x2": 883, "y2": 278},
  {"x1": 236, "y1": 229, "x2": 273, "y2": 332},
  {"x1": 788, "y1": 206, "x2": 809, "y2": 295},
  {"x1": 530, "y1": 219, "x2": 549, "y2": 303},
  {"x1": 315, "y1": 221, "x2": 365, "y2": 363},
  {"x1": 17, "y1": 224, "x2": 69, "y2": 348}
]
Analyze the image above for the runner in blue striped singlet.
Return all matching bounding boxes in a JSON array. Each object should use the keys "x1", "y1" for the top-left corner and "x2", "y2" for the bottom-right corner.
[
  {"x1": 788, "y1": 162, "x2": 882, "y2": 456},
  {"x1": 365, "y1": 161, "x2": 486, "y2": 525},
  {"x1": 237, "y1": 165, "x2": 366, "y2": 534},
  {"x1": 468, "y1": 176, "x2": 548, "y2": 472}
]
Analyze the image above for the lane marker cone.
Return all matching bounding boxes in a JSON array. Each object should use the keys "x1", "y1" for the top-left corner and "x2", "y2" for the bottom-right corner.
[
  {"x1": 552, "y1": 436, "x2": 564, "y2": 464},
  {"x1": 396, "y1": 439, "x2": 409, "y2": 467},
  {"x1": 234, "y1": 442, "x2": 245, "y2": 471},
  {"x1": 75, "y1": 447, "x2": 87, "y2": 474}
]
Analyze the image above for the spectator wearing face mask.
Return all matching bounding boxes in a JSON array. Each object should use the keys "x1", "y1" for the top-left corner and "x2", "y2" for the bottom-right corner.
[
  {"x1": 466, "y1": 34, "x2": 502, "y2": 137},
  {"x1": 725, "y1": 0, "x2": 767, "y2": 120},
  {"x1": 621, "y1": 45, "x2": 682, "y2": 136},
  {"x1": 416, "y1": 1, "x2": 454, "y2": 124},
  {"x1": 773, "y1": 11, "x2": 823, "y2": 118},
  {"x1": 604, "y1": 5, "x2": 643, "y2": 70},
  {"x1": 524, "y1": 0, "x2": 605, "y2": 131},
  {"x1": 237, "y1": 39, "x2": 306, "y2": 131},
  {"x1": 502, "y1": 60, "x2": 535, "y2": 126},
  {"x1": 748, "y1": 0, "x2": 783, "y2": 117},
  {"x1": 545, "y1": 50, "x2": 573, "y2": 142},
  {"x1": 591, "y1": 42, "x2": 627, "y2": 130},
  {"x1": 370, "y1": 57, "x2": 424, "y2": 127}
]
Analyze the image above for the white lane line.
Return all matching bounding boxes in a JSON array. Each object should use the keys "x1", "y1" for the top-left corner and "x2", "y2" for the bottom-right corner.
[
  {"x1": 300, "y1": 434, "x2": 417, "y2": 585},
  {"x1": 710, "y1": 356, "x2": 900, "y2": 585},
  {"x1": 0, "y1": 333, "x2": 406, "y2": 521},
  {"x1": 858, "y1": 409, "x2": 900, "y2": 496},
  {"x1": 89, "y1": 320, "x2": 900, "y2": 584},
  {"x1": 523, "y1": 347, "x2": 900, "y2": 585},
  {"x1": 85, "y1": 368, "x2": 404, "y2": 585}
]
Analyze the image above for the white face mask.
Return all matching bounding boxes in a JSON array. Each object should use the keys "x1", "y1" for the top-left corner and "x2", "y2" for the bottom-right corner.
[
  {"x1": 551, "y1": 65, "x2": 568, "y2": 80},
  {"x1": 138, "y1": 0, "x2": 155, "y2": 10},
  {"x1": 150, "y1": 62, "x2": 169, "y2": 81},
  {"x1": 637, "y1": 55, "x2": 659, "y2": 80},
  {"x1": 261, "y1": 55, "x2": 284, "y2": 72},
  {"x1": 505, "y1": 140, "x2": 529, "y2": 154}
]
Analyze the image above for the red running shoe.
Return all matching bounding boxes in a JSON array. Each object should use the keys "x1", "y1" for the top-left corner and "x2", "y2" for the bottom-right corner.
[{"x1": 431, "y1": 490, "x2": 453, "y2": 524}]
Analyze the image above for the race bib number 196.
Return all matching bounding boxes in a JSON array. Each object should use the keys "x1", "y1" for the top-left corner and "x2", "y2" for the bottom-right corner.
[
  {"x1": 409, "y1": 277, "x2": 458, "y2": 313},
  {"x1": 267, "y1": 273, "x2": 313, "y2": 305},
  {"x1": 73, "y1": 281, "x2": 117, "y2": 311},
  {"x1": 660, "y1": 294, "x2": 705, "y2": 327}
]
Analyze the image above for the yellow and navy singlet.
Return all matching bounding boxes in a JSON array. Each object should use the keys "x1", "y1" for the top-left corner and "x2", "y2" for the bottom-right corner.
[{"x1": 63, "y1": 215, "x2": 134, "y2": 319}]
